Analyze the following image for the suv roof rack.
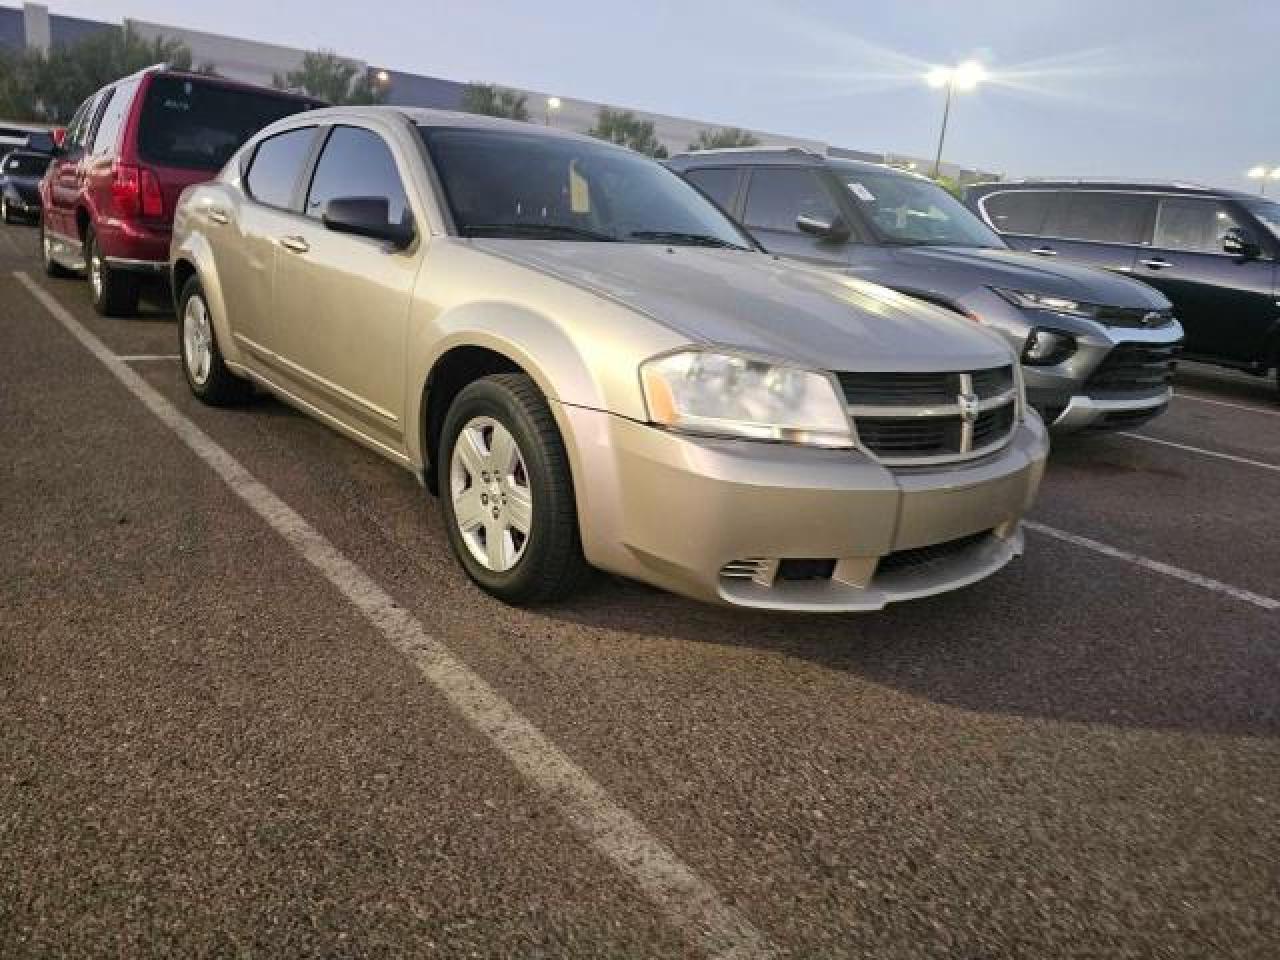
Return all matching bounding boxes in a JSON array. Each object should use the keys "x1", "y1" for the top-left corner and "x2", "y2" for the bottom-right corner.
[
  {"x1": 1001, "y1": 176, "x2": 1213, "y2": 190},
  {"x1": 669, "y1": 145, "x2": 823, "y2": 160}
]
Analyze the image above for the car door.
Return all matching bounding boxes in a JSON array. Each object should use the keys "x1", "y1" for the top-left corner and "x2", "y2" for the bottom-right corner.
[
  {"x1": 1134, "y1": 195, "x2": 1276, "y2": 364},
  {"x1": 740, "y1": 166, "x2": 852, "y2": 267},
  {"x1": 1019, "y1": 190, "x2": 1150, "y2": 274},
  {"x1": 271, "y1": 123, "x2": 421, "y2": 449},
  {"x1": 46, "y1": 95, "x2": 96, "y2": 245},
  {"x1": 217, "y1": 125, "x2": 320, "y2": 369}
]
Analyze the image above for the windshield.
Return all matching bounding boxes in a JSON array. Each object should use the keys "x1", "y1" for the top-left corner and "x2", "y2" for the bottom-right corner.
[
  {"x1": 833, "y1": 163, "x2": 1003, "y2": 248},
  {"x1": 1240, "y1": 197, "x2": 1280, "y2": 240},
  {"x1": 419, "y1": 126, "x2": 753, "y2": 249},
  {"x1": 138, "y1": 76, "x2": 319, "y2": 172},
  {"x1": 3, "y1": 152, "x2": 49, "y2": 177}
]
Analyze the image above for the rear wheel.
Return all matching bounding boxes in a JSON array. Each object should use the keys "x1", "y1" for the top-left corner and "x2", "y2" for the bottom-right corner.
[
  {"x1": 40, "y1": 221, "x2": 73, "y2": 278},
  {"x1": 1, "y1": 197, "x2": 11, "y2": 224},
  {"x1": 180, "y1": 275, "x2": 252, "y2": 406},
  {"x1": 86, "y1": 226, "x2": 140, "y2": 317},
  {"x1": 439, "y1": 374, "x2": 590, "y2": 605}
]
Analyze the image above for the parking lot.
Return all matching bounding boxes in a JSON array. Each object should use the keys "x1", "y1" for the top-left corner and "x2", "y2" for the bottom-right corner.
[{"x1": 1, "y1": 215, "x2": 1277, "y2": 957}]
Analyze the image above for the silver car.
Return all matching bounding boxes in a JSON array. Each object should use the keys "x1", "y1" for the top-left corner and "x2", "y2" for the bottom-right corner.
[{"x1": 171, "y1": 107, "x2": 1048, "y2": 611}]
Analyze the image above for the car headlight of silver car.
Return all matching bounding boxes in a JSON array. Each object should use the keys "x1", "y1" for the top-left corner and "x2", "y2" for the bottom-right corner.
[
  {"x1": 640, "y1": 349, "x2": 854, "y2": 448},
  {"x1": 992, "y1": 287, "x2": 1098, "y2": 319}
]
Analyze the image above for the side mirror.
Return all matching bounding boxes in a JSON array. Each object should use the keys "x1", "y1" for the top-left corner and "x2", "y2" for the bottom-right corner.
[
  {"x1": 796, "y1": 212, "x2": 851, "y2": 242},
  {"x1": 1222, "y1": 226, "x2": 1260, "y2": 260},
  {"x1": 322, "y1": 195, "x2": 414, "y2": 249}
]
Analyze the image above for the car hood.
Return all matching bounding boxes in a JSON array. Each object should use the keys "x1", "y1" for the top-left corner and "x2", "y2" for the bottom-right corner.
[
  {"x1": 891, "y1": 245, "x2": 1171, "y2": 309},
  {"x1": 472, "y1": 240, "x2": 1014, "y2": 373}
]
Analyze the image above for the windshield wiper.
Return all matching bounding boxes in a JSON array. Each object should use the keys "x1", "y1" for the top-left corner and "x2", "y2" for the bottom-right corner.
[
  {"x1": 628, "y1": 230, "x2": 747, "y2": 250},
  {"x1": 463, "y1": 223, "x2": 617, "y2": 241}
]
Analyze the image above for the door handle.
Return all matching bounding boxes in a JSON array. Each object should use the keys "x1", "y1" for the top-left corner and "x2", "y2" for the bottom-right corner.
[
  {"x1": 278, "y1": 235, "x2": 310, "y2": 254},
  {"x1": 1029, "y1": 246, "x2": 1057, "y2": 257},
  {"x1": 208, "y1": 208, "x2": 230, "y2": 225},
  {"x1": 1140, "y1": 257, "x2": 1173, "y2": 270}
]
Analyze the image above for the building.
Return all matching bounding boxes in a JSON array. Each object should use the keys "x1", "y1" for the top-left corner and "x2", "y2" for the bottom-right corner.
[{"x1": 0, "y1": 2, "x2": 998, "y2": 182}]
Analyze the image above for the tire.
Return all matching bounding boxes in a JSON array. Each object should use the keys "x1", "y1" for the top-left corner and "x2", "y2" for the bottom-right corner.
[
  {"x1": 179, "y1": 275, "x2": 252, "y2": 406},
  {"x1": 40, "y1": 220, "x2": 73, "y2": 278},
  {"x1": 85, "y1": 226, "x2": 140, "y2": 317},
  {"x1": 438, "y1": 373, "x2": 591, "y2": 605},
  {"x1": 1, "y1": 198, "x2": 11, "y2": 224}
]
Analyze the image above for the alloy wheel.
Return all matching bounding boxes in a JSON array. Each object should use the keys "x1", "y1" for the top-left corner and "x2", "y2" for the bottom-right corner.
[
  {"x1": 183, "y1": 293, "x2": 213, "y2": 386},
  {"x1": 450, "y1": 416, "x2": 533, "y2": 573},
  {"x1": 88, "y1": 246, "x2": 104, "y2": 302}
]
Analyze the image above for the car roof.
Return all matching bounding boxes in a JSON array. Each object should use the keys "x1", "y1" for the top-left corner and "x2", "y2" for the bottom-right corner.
[
  {"x1": 108, "y1": 63, "x2": 324, "y2": 104},
  {"x1": 666, "y1": 147, "x2": 929, "y2": 181},
  {"x1": 967, "y1": 179, "x2": 1254, "y2": 200}
]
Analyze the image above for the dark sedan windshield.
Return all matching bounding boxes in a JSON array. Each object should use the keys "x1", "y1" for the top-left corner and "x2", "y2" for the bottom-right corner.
[
  {"x1": 832, "y1": 162, "x2": 1004, "y2": 248},
  {"x1": 419, "y1": 126, "x2": 752, "y2": 249},
  {"x1": 4, "y1": 152, "x2": 49, "y2": 177}
]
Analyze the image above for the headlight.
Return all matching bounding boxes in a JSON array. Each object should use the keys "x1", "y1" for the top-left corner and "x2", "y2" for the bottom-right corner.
[
  {"x1": 993, "y1": 288, "x2": 1098, "y2": 319},
  {"x1": 640, "y1": 349, "x2": 853, "y2": 448}
]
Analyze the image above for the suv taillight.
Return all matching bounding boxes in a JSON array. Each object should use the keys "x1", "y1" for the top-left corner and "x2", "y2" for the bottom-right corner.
[{"x1": 110, "y1": 163, "x2": 164, "y2": 219}]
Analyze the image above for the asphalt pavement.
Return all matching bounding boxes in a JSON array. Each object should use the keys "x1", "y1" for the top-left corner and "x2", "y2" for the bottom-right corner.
[{"x1": 2, "y1": 221, "x2": 1277, "y2": 959}]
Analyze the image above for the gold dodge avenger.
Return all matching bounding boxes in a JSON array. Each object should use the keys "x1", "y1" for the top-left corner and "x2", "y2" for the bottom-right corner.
[{"x1": 171, "y1": 107, "x2": 1048, "y2": 611}]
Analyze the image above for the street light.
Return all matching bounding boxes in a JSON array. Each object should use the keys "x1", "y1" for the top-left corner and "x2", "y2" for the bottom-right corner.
[
  {"x1": 1247, "y1": 165, "x2": 1278, "y2": 195},
  {"x1": 545, "y1": 96, "x2": 561, "y2": 126},
  {"x1": 925, "y1": 60, "x2": 986, "y2": 178}
]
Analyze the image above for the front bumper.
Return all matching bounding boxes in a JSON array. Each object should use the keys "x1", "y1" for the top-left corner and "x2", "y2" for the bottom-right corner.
[{"x1": 562, "y1": 406, "x2": 1049, "y2": 612}]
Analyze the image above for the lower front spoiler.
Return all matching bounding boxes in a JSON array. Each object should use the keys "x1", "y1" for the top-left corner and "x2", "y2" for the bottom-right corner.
[{"x1": 1048, "y1": 389, "x2": 1171, "y2": 432}]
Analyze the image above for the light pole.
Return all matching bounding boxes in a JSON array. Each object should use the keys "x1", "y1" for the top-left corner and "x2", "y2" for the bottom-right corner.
[
  {"x1": 926, "y1": 60, "x2": 985, "y2": 178},
  {"x1": 545, "y1": 96, "x2": 561, "y2": 126},
  {"x1": 1247, "y1": 166, "x2": 1269, "y2": 195}
]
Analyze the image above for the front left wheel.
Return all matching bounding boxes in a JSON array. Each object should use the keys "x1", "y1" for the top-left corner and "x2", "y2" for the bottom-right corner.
[
  {"x1": 1, "y1": 198, "x2": 12, "y2": 224},
  {"x1": 438, "y1": 374, "x2": 590, "y2": 605}
]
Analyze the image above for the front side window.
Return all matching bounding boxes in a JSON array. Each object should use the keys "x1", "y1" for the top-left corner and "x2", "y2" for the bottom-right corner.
[
  {"x1": 1239, "y1": 197, "x2": 1280, "y2": 241},
  {"x1": 833, "y1": 163, "x2": 1002, "y2": 247},
  {"x1": 1153, "y1": 197, "x2": 1244, "y2": 253},
  {"x1": 743, "y1": 168, "x2": 839, "y2": 232},
  {"x1": 420, "y1": 126, "x2": 751, "y2": 248},
  {"x1": 305, "y1": 126, "x2": 409, "y2": 226},
  {"x1": 981, "y1": 191, "x2": 1054, "y2": 235},
  {"x1": 138, "y1": 76, "x2": 318, "y2": 171},
  {"x1": 244, "y1": 127, "x2": 315, "y2": 209}
]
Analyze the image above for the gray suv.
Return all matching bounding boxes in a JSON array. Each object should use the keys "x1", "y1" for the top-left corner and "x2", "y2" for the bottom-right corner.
[{"x1": 669, "y1": 149, "x2": 1185, "y2": 431}]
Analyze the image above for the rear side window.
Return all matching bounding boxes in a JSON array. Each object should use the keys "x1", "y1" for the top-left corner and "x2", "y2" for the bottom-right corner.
[
  {"x1": 304, "y1": 126, "x2": 410, "y2": 225},
  {"x1": 89, "y1": 79, "x2": 138, "y2": 156},
  {"x1": 684, "y1": 167, "x2": 740, "y2": 213},
  {"x1": 1046, "y1": 192, "x2": 1152, "y2": 245},
  {"x1": 244, "y1": 127, "x2": 315, "y2": 209},
  {"x1": 138, "y1": 76, "x2": 317, "y2": 171},
  {"x1": 981, "y1": 191, "x2": 1053, "y2": 235},
  {"x1": 743, "y1": 167, "x2": 839, "y2": 232},
  {"x1": 1152, "y1": 197, "x2": 1244, "y2": 253}
]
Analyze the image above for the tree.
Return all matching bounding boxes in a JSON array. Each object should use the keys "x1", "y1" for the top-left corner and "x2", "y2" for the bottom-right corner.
[
  {"x1": 931, "y1": 174, "x2": 963, "y2": 199},
  {"x1": 460, "y1": 83, "x2": 529, "y2": 121},
  {"x1": 274, "y1": 51, "x2": 382, "y2": 105},
  {"x1": 0, "y1": 25, "x2": 194, "y2": 123},
  {"x1": 587, "y1": 108, "x2": 668, "y2": 159},
  {"x1": 688, "y1": 127, "x2": 759, "y2": 151}
]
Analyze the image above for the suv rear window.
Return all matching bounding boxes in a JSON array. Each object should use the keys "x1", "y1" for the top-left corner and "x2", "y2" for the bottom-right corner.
[{"x1": 138, "y1": 75, "x2": 317, "y2": 172}]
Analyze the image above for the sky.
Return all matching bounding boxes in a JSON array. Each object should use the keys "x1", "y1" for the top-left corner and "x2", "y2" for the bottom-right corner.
[{"x1": 45, "y1": 0, "x2": 1280, "y2": 190}]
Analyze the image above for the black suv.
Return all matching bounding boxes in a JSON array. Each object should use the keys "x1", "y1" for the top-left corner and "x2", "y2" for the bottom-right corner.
[
  {"x1": 966, "y1": 180, "x2": 1279, "y2": 394},
  {"x1": 669, "y1": 149, "x2": 1182, "y2": 432}
]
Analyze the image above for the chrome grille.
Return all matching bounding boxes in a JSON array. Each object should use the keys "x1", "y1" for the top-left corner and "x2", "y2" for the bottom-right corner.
[
  {"x1": 1087, "y1": 343, "x2": 1179, "y2": 395},
  {"x1": 719, "y1": 558, "x2": 774, "y2": 586},
  {"x1": 838, "y1": 366, "x2": 1018, "y2": 465}
]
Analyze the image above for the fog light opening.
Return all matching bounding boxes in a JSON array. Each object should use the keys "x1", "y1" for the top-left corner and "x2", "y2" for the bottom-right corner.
[
  {"x1": 1022, "y1": 328, "x2": 1077, "y2": 366},
  {"x1": 776, "y1": 558, "x2": 837, "y2": 582}
]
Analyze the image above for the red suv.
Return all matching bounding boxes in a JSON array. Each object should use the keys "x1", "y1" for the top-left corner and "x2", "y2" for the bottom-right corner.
[{"x1": 40, "y1": 65, "x2": 322, "y2": 316}]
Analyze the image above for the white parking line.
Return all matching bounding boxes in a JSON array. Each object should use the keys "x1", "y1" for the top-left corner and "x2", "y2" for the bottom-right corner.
[
  {"x1": 1174, "y1": 391, "x2": 1280, "y2": 418},
  {"x1": 119, "y1": 354, "x2": 181, "y2": 361},
  {"x1": 14, "y1": 271, "x2": 776, "y2": 960},
  {"x1": 1118, "y1": 432, "x2": 1280, "y2": 474},
  {"x1": 1025, "y1": 521, "x2": 1279, "y2": 612}
]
